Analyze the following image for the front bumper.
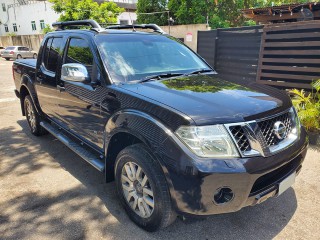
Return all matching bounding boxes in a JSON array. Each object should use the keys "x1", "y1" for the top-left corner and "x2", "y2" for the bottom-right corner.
[{"x1": 161, "y1": 127, "x2": 308, "y2": 216}]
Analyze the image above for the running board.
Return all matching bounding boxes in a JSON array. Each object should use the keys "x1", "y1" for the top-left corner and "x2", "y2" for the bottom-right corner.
[{"x1": 40, "y1": 121, "x2": 105, "y2": 172}]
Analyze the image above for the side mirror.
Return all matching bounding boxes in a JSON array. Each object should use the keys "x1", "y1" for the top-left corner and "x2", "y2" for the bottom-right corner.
[{"x1": 61, "y1": 63, "x2": 90, "y2": 83}]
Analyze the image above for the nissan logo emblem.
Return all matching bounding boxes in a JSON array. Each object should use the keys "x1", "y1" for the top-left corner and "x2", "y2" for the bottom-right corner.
[{"x1": 273, "y1": 121, "x2": 287, "y2": 140}]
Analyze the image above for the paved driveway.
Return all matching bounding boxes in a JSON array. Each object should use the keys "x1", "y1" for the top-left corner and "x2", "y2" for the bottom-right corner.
[{"x1": 0, "y1": 58, "x2": 319, "y2": 240}]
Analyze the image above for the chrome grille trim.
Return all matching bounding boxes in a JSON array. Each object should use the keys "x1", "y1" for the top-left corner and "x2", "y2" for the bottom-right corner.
[{"x1": 225, "y1": 109, "x2": 299, "y2": 158}]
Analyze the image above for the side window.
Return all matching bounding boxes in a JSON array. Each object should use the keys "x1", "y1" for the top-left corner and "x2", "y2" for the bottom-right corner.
[
  {"x1": 43, "y1": 38, "x2": 53, "y2": 69},
  {"x1": 23, "y1": 47, "x2": 29, "y2": 51},
  {"x1": 47, "y1": 38, "x2": 63, "y2": 72},
  {"x1": 18, "y1": 47, "x2": 22, "y2": 51},
  {"x1": 66, "y1": 38, "x2": 94, "y2": 76},
  {"x1": 42, "y1": 37, "x2": 63, "y2": 72}
]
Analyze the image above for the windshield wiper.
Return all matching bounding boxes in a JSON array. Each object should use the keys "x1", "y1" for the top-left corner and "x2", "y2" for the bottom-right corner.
[
  {"x1": 137, "y1": 73, "x2": 185, "y2": 83},
  {"x1": 184, "y1": 69, "x2": 214, "y2": 76}
]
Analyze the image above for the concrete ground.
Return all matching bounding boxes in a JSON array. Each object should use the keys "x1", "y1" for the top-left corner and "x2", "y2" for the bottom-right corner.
[{"x1": 0, "y1": 58, "x2": 319, "y2": 240}]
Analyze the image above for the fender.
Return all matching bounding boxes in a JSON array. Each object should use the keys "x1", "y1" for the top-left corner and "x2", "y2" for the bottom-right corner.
[
  {"x1": 104, "y1": 109, "x2": 183, "y2": 209},
  {"x1": 19, "y1": 74, "x2": 43, "y2": 116}
]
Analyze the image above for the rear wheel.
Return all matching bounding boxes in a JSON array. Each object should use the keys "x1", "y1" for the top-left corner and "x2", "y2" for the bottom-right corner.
[
  {"x1": 33, "y1": 53, "x2": 37, "y2": 59},
  {"x1": 17, "y1": 54, "x2": 22, "y2": 59},
  {"x1": 115, "y1": 144, "x2": 176, "y2": 232},
  {"x1": 24, "y1": 95, "x2": 47, "y2": 136},
  {"x1": 5, "y1": 58, "x2": 10, "y2": 61}
]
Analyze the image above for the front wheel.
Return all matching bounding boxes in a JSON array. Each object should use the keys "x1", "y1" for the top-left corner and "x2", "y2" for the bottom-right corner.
[
  {"x1": 24, "y1": 95, "x2": 47, "y2": 136},
  {"x1": 115, "y1": 144, "x2": 176, "y2": 232}
]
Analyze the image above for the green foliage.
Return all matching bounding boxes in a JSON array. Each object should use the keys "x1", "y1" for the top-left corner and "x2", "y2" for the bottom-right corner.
[
  {"x1": 49, "y1": 0, "x2": 124, "y2": 24},
  {"x1": 290, "y1": 79, "x2": 320, "y2": 133},
  {"x1": 42, "y1": 24, "x2": 54, "y2": 34},
  {"x1": 137, "y1": 0, "x2": 168, "y2": 26},
  {"x1": 163, "y1": 0, "x2": 312, "y2": 28},
  {"x1": 6, "y1": 32, "x2": 16, "y2": 36}
]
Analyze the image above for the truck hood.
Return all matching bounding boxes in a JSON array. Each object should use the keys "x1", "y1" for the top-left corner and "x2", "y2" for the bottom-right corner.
[{"x1": 119, "y1": 74, "x2": 292, "y2": 125}]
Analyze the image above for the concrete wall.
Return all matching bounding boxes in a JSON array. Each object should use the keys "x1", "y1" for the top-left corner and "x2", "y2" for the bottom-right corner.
[
  {"x1": 161, "y1": 24, "x2": 209, "y2": 52},
  {"x1": 0, "y1": 24, "x2": 209, "y2": 53},
  {"x1": 0, "y1": 34, "x2": 44, "y2": 52}
]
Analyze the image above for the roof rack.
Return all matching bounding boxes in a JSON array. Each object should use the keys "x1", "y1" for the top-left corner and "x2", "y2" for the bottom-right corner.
[
  {"x1": 106, "y1": 24, "x2": 166, "y2": 34},
  {"x1": 52, "y1": 20, "x2": 102, "y2": 32}
]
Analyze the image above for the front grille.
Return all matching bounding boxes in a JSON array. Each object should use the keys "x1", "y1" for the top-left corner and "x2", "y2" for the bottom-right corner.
[
  {"x1": 229, "y1": 125, "x2": 251, "y2": 152},
  {"x1": 257, "y1": 112, "x2": 292, "y2": 147}
]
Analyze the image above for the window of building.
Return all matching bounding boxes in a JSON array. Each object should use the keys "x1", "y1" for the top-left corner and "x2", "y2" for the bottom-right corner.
[
  {"x1": 13, "y1": 23, "x2": 17, "y2": 32},
  {"x1": 31, "y1": 21, "x2": 36, "y2": 31},
  {"x1": 2, "y1": 3, "x2": 6, "y2": 12},
  {"x1": 40, "y1": 20, "x2": 45, "y2": 30},
  {"x1": 4, "y1": 24, "x2": 9, "y2": 32},
  {"x1": 43, "y1": 37, "x2": 63, "y2": 72},
  {"x1": 120, "y1": 20, "x2": 129, "y2": 25}
]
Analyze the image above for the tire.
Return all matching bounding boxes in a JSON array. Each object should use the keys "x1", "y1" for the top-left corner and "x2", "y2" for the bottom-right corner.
[
  {"x1": 5, "y1": 58, "x2": 10, "y2": 61},
  {"x1": 24, "y1": 95, "x2": 47, "y2": 136},
  {"x1": 115, "y1": 144, "x2": 176, "y2": 232},
  {"x1": 17, "y1": 54, "x2": 22, "y2": 59},
  {"x1": 33, "y1": 53, "x2": 37, "y2": 59}
]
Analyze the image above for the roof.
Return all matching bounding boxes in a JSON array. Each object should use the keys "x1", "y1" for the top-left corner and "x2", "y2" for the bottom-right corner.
[{"x1": 241, "y1": 1, "x2": 320, "y2": 23}]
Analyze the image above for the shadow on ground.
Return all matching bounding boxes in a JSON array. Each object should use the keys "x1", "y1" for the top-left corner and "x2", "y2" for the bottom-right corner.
[{"x1": 0, "y1": 120, "x2": 298, "y2": 240}]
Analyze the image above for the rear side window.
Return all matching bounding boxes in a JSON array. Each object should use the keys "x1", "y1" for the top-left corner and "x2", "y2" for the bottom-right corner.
[{"x1": 43, "y1": 37, "x2": 63, "y2": 72}]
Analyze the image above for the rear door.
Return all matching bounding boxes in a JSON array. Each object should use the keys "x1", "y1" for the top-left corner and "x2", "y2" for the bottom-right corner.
[
  {"x1": 23, "y1": 47, "x2": 32, "y2": 58},
  {"x1": 35, "y1": 36, "x2": 64, "y2": 118}
]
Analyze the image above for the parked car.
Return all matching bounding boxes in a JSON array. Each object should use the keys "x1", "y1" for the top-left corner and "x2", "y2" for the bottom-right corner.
[
  {"x1": 12, "y1": 20, "x2": 308, "y2": 232},
  {"x1": 1, "y1": 46, "x2": 37, "y2": 60}
]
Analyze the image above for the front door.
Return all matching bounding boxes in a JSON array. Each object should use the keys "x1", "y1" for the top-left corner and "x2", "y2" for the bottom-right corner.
[{"x1": 56, "y1": 37, "x2": 105, "y2": 149}]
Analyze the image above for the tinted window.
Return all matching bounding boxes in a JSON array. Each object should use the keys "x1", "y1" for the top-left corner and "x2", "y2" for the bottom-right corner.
[
  {"x1": 18, "y1": 47, "x2": 23, "y2": 51},
  {"x1": 66, "y1": 38, "x2": 93, "y2": 74},
  {"x1": 23, "y1": 47, "x2": 29, "y2": 51},
  {"x1": 43, "y1": 38, "x2": 53, "y2": 68},
  {"x1": 43, "y1": 37, "x2": 63, "y2": 72}
]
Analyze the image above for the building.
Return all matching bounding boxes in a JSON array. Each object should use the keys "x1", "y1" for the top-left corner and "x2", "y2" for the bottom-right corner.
[
  {"x1": 241, "y1": 2, "x2": 320, "y2": 24},
  {"x1": 0, "y1": 0, "x2": 60, "y2": 36},
  {"x1": 98, "y1": 0, "x2": 137, "y2": 25},
  {"x1": 0, "y1": 0, "x2": 137, "y2": 36}
]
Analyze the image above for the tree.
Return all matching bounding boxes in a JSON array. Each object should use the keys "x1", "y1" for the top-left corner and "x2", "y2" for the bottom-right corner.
[
  {"x1": 42, "y1": 24, "x2": 54, "y2": 34},
  {"x1": 168, "y1": 0, "x2": 311, "y2": 29},
  {"x1": 137, "y1": 0, "x2": 168, "y2": 25},
  {"x1": 49, "y1": 0, "x2": 124, "y2": 24}
]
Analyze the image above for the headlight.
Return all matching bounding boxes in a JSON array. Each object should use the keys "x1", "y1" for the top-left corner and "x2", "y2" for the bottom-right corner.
[
  {"x1": 175, "y1": 125, "x2": 240, "y2": 158},
  {"x1": 289, "y1": 107, "x2": 301, "y2": 137}
]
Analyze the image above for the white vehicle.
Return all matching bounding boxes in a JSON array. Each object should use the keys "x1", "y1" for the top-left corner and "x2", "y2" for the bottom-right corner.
[{"x1": 1, "y1": 46, "x2": 37, "y2": 60}]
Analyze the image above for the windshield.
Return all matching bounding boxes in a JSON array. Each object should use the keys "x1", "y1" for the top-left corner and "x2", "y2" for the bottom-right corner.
[{"x1": 96, "y1": 34, "x2": 210, "y2": 83}]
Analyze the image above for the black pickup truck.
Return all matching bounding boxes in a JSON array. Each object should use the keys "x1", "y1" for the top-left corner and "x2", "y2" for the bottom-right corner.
[{"x1": 13, "y1": 20, "x2": 308, "y2": 231}]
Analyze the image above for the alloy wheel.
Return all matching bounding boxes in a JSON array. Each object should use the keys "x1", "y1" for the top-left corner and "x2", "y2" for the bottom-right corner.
[
  {"x1": 26, "y1": 99, "x2": 36, "y2": 132},
  {"x1": 121, "y1": 162, "x2": 154, "y2": 218}
]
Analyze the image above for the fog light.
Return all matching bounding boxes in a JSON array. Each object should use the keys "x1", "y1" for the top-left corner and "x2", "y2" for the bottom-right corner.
[{"x1": 213, "y1": 187, "x2": 234, "y2": 205}]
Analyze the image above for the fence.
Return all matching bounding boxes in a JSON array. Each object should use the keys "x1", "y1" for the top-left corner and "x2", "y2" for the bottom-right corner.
[
  {"x1": 197, "y1": 21, "x2": 320, "y2": 89},
  {"x1": 257, "y1": 21, "x2": 320, "y2": 89},
  {"x1": 0, "y1": 34, "x2": 44, "y2": 52}
]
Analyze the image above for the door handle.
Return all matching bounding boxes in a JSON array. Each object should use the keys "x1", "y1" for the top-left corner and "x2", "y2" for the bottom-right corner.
[{"x1": 57, "y1": 85, "x2": 65, "y2": 92}]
